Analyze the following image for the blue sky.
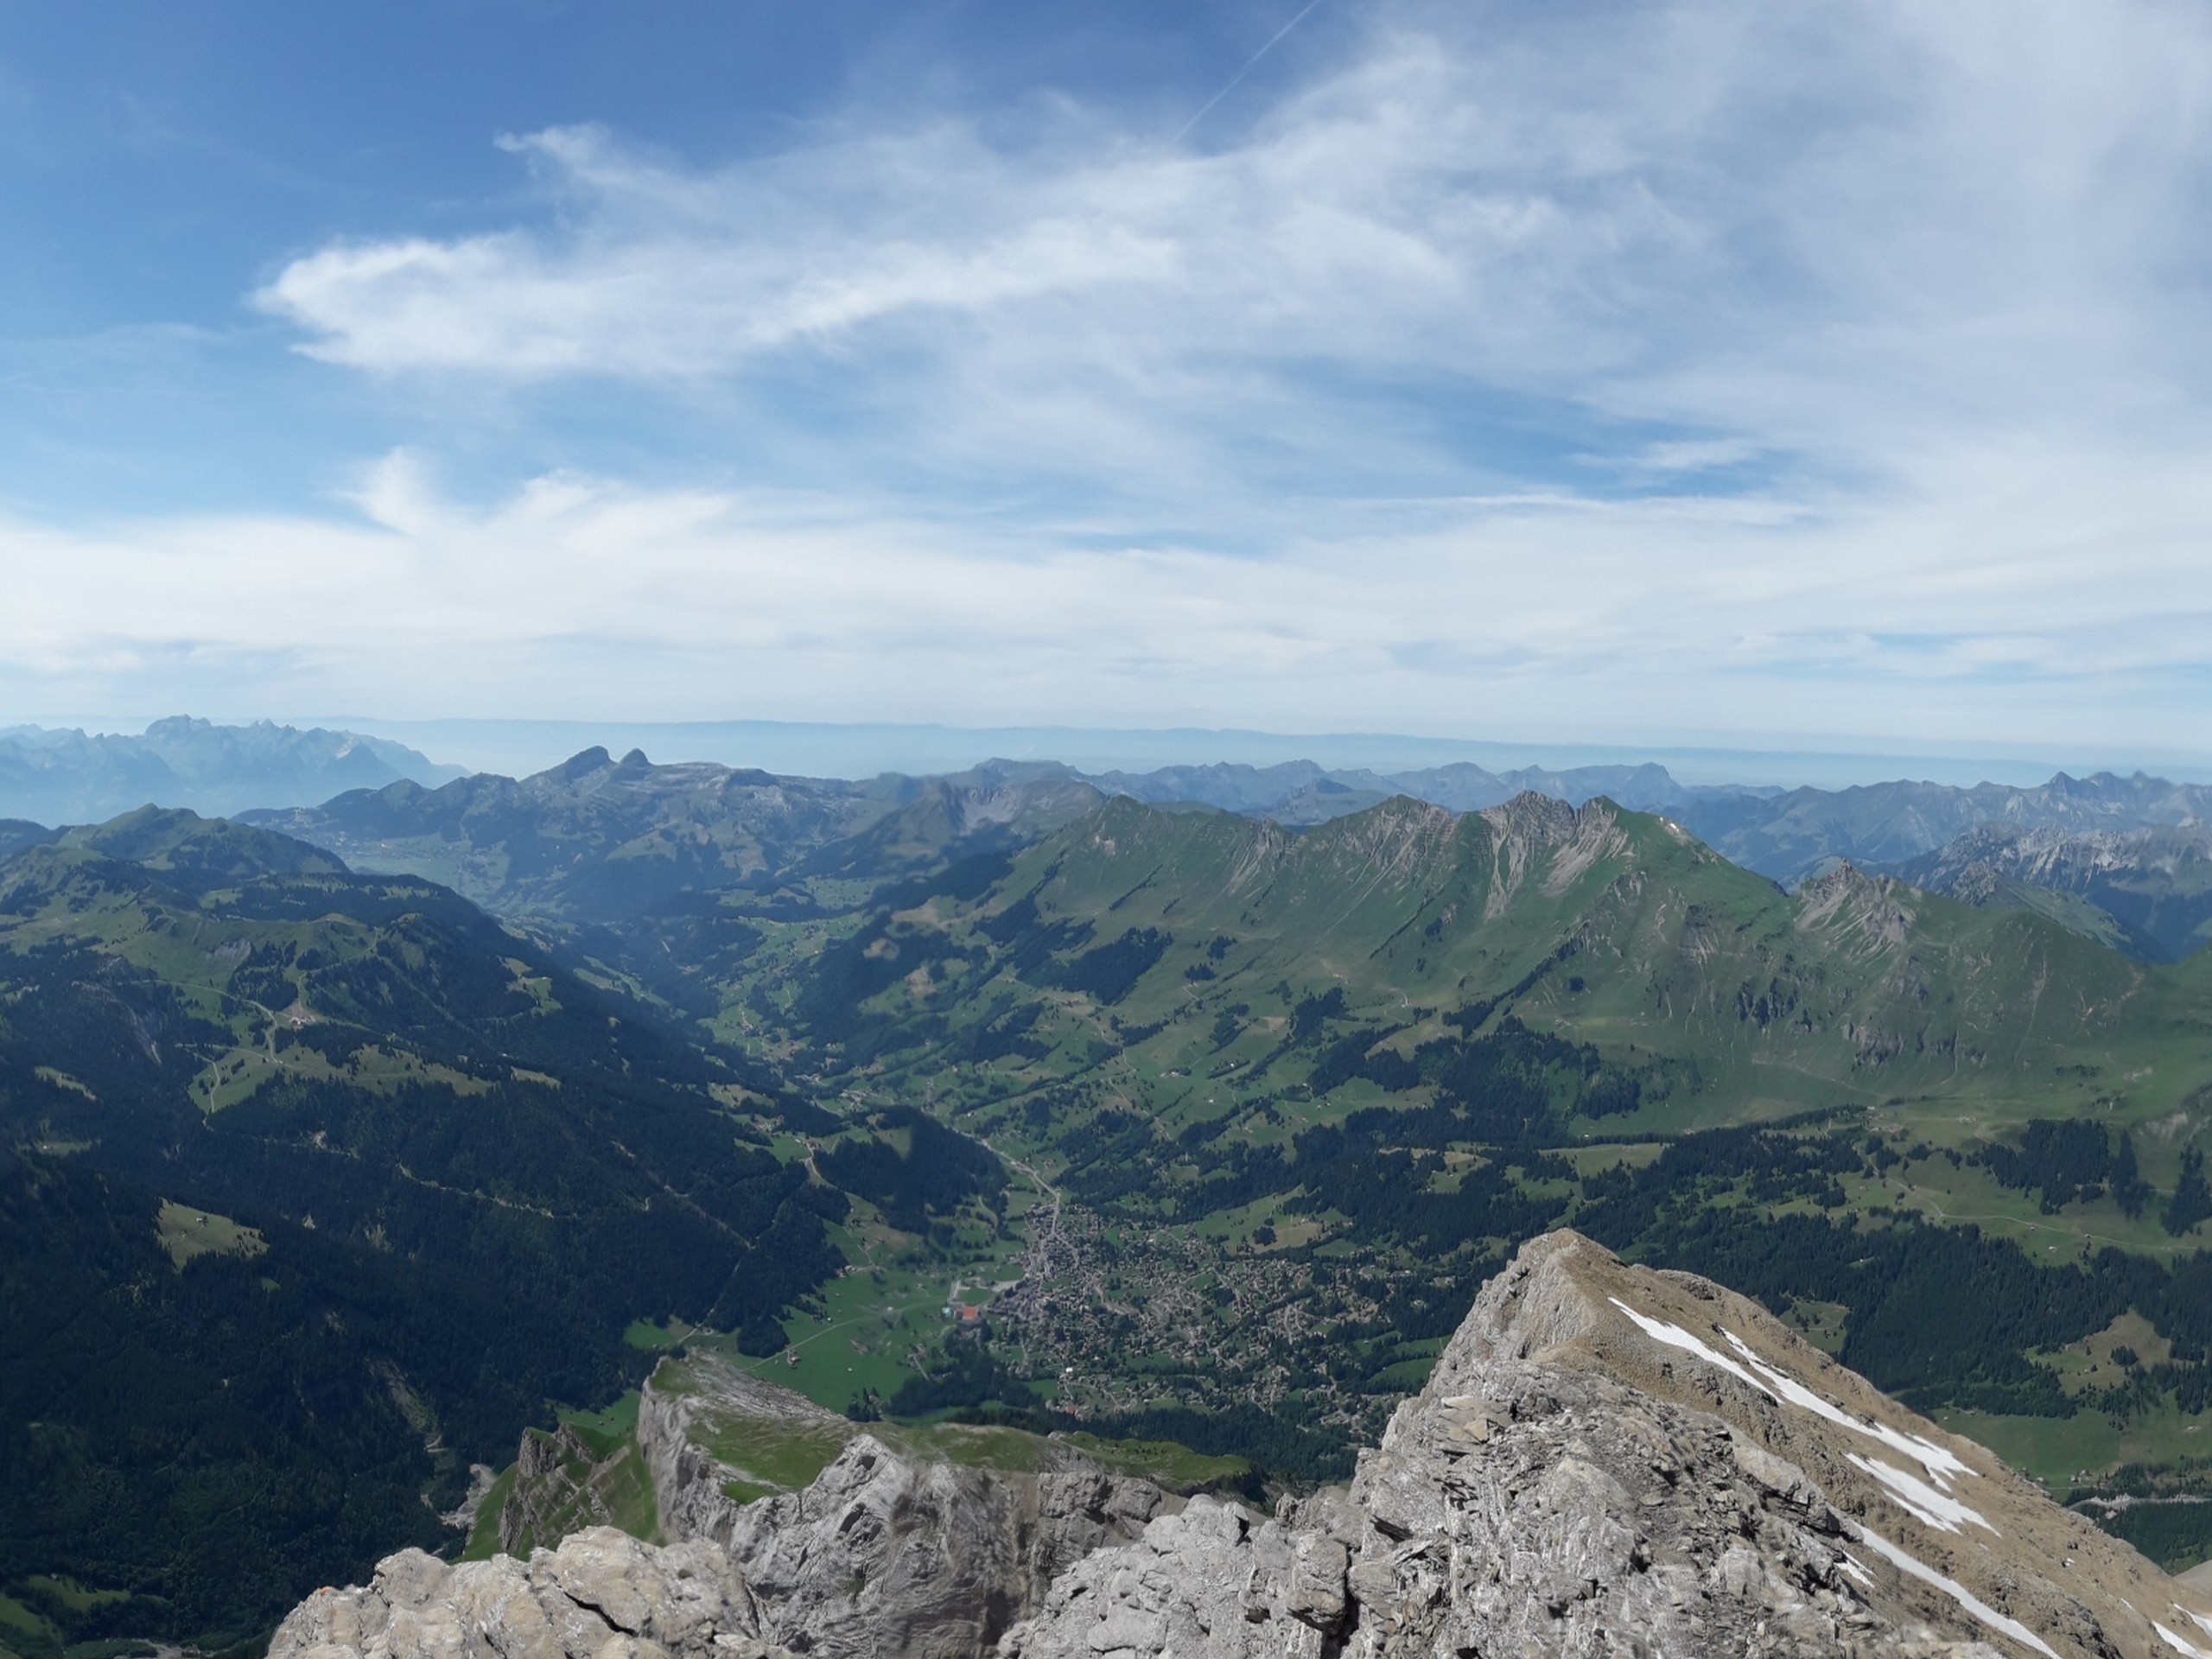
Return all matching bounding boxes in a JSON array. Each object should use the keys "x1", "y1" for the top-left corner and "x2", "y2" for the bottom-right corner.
[{"x1": 3, "y1": 0, "x2": 2209, "y2": 766}]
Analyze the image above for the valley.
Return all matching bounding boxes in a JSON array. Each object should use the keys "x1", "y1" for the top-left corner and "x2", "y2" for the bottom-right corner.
[{"x1": 13, "y1": 743, "x2": 2212, "y2": 1654}]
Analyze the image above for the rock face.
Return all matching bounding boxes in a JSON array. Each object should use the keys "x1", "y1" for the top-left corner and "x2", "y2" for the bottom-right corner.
[
  {"x1": 500, "y1": 1426, "x2": 642, "y2": 1558},
  {"x1": 272, "y1": 1527, "x2": 791, "y2": 1659},
  {"x1": 709, "y1": 1436, "x2": 1173, "y2": 1657},
  {"x1": 281, "y1": 1405, "x2": 1174, "y2": 1659},
  {"x1": 275, "y1": 1231, "x2": 2212, "y2": 1659},
  {"x1": 631, "y1": 1355, "x2": 1176, "y2": 1655},
  {"x1": 1003, "y1": 1230, "x2": 2212, "y2": 1659},
  {"x1": 634, "y1": 1361, "x2": 842, "y2": 1548}
]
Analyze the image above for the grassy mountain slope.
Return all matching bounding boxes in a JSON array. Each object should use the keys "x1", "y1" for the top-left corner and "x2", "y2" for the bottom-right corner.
[
  {"x1": 0, "y1": 810, "x2": 887, "y2": 1653},
  {"x1": 776, "y1": 791, "x2": 2191, "y2": 1130}
]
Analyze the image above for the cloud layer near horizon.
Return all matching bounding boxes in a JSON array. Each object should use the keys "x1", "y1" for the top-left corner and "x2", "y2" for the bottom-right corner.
[
  {"x1": 5, "y1": 438, "x2": 2206, "y2": 752},
  {"x1": 13, "y1": 0, "x2": 2212, "y2": 755}
]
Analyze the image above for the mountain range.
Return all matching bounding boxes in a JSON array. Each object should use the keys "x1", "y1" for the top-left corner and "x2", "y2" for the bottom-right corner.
[
  {"x1": 17, "y1": 734, "x2": 2212, "y2": 1653},
  {"x1": 1892, "y1": 821, "x2": 2212, "y2": 963},
  {"x1": 10, "y1": 721, "x2": 2210, "y2": 957},
  {"x1": 0, "y1": 717, "x2": 463, "y2": 824},
  {"x1": 245, "y1": 759, "x2": 2212, "y2": 1553},
  {"x1": 237, "y1": 744, "x2": 2212, "y2": 968}
]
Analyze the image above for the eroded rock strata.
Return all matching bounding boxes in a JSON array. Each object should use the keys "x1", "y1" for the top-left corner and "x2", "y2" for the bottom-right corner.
[{"x1": 275, "y1": 1230, "x2": 2212, "y2": 1659}]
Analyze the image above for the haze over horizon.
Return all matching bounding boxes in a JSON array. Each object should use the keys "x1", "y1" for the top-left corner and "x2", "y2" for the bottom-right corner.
[
  {"x1": 9, "y1": 710, "x2": 2212, "y2": 795},
  {"x1": 3, "y1": 2, "x2": 2209, "y2": 757}
]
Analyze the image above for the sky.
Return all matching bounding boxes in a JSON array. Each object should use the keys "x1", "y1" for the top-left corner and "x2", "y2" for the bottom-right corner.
[{"x1": 2, "y1": 0, "x2": 2209, "y2": 770}]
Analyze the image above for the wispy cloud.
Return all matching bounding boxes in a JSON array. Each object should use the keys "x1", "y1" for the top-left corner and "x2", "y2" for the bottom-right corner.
[
  {"x1": 35, "y1": 0, "x2": 2212, "y2": 753},
  {"x1": 2, "y1": 441, "x2": 2207, "y2": 753}
]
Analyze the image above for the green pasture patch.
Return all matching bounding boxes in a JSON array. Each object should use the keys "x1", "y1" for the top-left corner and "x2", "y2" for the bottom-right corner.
[
  {"x1": 1552, "y1": 1141, "x2": 1666, "y2": 1175},
  {"x1": 892, "y1": 1422, "x2": 1052, "y2": 1473},
  {"x1": 60, "y1": 1640, "x2": 154, "y2": 1659},
  {"x1": 156, "y1": 1200, "x2": 267, "y2": 1269},
  {"x1": 2034, "y1": 1312, "x2": 2174, "y2": 1399},
  {"x1": 187, "y1": 1039, "x2": 492, "y2": 1115},
  {"x1": 1885, "y1": 1155, "x2": 2203, "y2": 1260},
  {"x1": 343, "y1": 1045, "x2": 494, "y2": 1098},
  {"x1": 1191, "y1": 1192, "x2": 1309, "y2": 1249},
  {"x1": 0, "y1": 1597, "x2": 53, "y2": 1645},
  {"x1": 1057, "y1": 1433, "x2": 1253, "y2": 1491},
  {"x1": 19, "y1": 1581, "x2": 125, "y2": 1617},
  {"x1": 1364, "y1": 1356, "x2": 1440, "y2": 1392},
  {"x1": 721, "y1": 1219, "x2": 1027, "y2": 1413},
  {"x1": 461, "y1": 1467, "x2": 517, "y2": 1562},
  {"x1": 189, "y1": 1042, "x2": 343, "y2": 1114},
  {"x1": 559, "y1": 1390, "x2": 641, "y2": 1453},
  {"x1": 500, "y1": 958, "x2": 559, "y2": 1014},
  {"x1": 1942, "y1": 1400, "x2": 2212, "y2": 1492},
  {"x1": 685, "y1": 1412, "x2": 855, "y2": 1493},
  {"x1": 1781, "y1": 1300, "x2": 1850, "y2": 1356},
  {"x1": 30, "y1": 1068, "x2": 93, "y2": 1101},
  {"x1": 625, "y1": 1319, "x2": 692, "y2": 1352}
]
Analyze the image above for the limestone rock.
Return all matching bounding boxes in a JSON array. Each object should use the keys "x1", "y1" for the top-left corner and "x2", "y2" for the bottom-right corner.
[
  {"x1": 999, "y1": 1229, "x2": 2212, "y2": 1658},
  {"x1": 282, "y1": 1412, "x2": 1173, "y2": 1659},
  {"x1": 270, "y1": 1529, "x2": 786, "y2": 1659},
  {"x1": 708, "y1": 1433, "x2": 1173, "y2": 1658}
]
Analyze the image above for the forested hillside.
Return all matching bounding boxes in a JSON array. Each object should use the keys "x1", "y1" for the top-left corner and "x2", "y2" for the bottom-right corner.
[{"x1": 0, "y1": 810, "x2": 999, "y2": 1654}]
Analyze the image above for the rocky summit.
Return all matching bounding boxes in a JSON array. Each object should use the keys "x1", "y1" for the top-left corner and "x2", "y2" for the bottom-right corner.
[{"x1": 271, "y1": 1231, "x2": 2212, "y2": 1659}]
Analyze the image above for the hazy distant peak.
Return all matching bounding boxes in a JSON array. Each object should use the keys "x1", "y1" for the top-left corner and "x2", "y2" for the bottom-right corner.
[
  {"x1": 545, "y1": 746, "x2": 616, "y2": 781},
  {"x1": 0, "y1": 717, "x2": 463, "y2": 826}
]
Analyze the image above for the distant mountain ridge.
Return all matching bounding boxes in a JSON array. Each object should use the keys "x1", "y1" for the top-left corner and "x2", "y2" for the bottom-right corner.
[
  {"x1": 0, "y1": 716, "x2": 464, "y2": 823},
  {"x1": 6, "y1": 716, "x2": 2196, "y2": 971},
  {"x1": 1071, "y1": 756, "x2": 1735, "y2": 823},
  {"x1": 244, "y1": 746, "x2": 2212, "y2": 967},
  {"x1": 245, "y1": 747, "x2": 1104, "y2": 920},
  {"x1": 1891, "y1": 821, "x2": 2212, "y2": 963},
  {"x1": 1672, "y1": 768, "x2": 2212, "y2": 884},
  {"x1": 1066, "y1": 758, "x2": 2212, "y2": 881}
]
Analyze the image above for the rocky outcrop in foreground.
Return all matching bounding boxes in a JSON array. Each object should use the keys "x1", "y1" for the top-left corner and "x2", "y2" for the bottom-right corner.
[
  {"x1": 274, "y1": 1230, "x2": 2212, "y2": 1659},
  {"x1": 274, "y1": 1528, "x2": 790, "y2": 1659},
  {"x1": 709, "y1": 1435, "x2": 1171, "y2": 1656}
]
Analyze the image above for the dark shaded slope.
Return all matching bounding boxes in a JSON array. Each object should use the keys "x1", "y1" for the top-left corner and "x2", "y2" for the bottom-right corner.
[{"x1": 0, "y1": 811, "x2": 860, "y2": 1651}]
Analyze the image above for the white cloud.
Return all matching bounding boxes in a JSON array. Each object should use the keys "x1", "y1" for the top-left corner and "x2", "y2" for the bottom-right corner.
[
  {"x1": 252, "y1": 4, "x2": 2212, "y2": 422},
  {"x1": 1, "y1": 440, "x2": 2207, "y2": 756},
  {"x1": 51, "y1": 0, "x2": 2211, "y2": 752}
]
